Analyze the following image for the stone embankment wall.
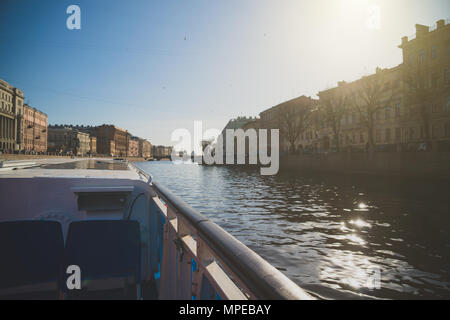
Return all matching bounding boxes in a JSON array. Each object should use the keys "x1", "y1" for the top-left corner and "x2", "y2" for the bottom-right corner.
[{"x1": 280, "y1": 152, "x2": 450, "y2": 179}]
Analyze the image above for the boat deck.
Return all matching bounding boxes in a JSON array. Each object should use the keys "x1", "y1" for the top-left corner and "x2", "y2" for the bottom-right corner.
[
  {"x1": 0, "y1": 158, "x2": 314, "y2": 300},
  {"x1": 0, "y1": 158, "x2": 144, "y2": 180}
]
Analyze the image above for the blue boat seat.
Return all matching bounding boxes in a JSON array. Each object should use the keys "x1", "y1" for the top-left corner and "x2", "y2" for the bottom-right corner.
[
  {"x1": 0, "y1": 221, "x2": 64, "y2": 300},
  {"x1": 63, "y1": 220, "x2": 141, "y2": 300}
]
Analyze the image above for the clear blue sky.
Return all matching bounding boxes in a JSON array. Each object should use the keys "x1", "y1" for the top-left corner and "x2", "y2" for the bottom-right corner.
[{"x1": 0, "y1": 0, "x2": 448, "y2": 145}]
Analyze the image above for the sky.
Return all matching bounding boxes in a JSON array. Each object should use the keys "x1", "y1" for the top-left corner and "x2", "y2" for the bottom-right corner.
[{"x1": 0, "y1": 0, "x2": 449, "y2": 145}]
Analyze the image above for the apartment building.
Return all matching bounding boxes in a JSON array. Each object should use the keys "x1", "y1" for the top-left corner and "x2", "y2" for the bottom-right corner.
[
  {"x1": 399, "y1": 19, "x2": 450, "y2": 151},
  {"x1": 48, "y1": 126, "x2": 90, "y2": 156},
  {"x1": 313, "y1": 20, "x2": 450, "y2": 153},
  {"x1": 138, "y1": 138, "x2": 152, "y2": 158},
  {"x1": 21, "y1": 104, "x2": 48, "y2": 153},
  {"x1": 90, "y1": 136, "x2": 97, "y2": 155},
  {"x1": 128, "y1": 138, "x2": 139, "y2": 157},
  {"x1": 96, "y1": 125, "x2": 130, "y2": 157},
  {"x1": 152, "y1": 145, "x2": 172, "y2": 158},
  {"x1": 259, "y1": 96, "x2": 318, "y2": 154},
  {"x1": 0, "y1": 79, "x2": 24, "y2": 152}
]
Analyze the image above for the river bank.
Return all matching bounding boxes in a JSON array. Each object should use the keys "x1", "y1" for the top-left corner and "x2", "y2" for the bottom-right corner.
[
  {"x1": 0, "y1": 154, "x2": 149, "y2": 162},
  {"x1": 280, "y1": 152, "x2": 450, "y2": 180}
]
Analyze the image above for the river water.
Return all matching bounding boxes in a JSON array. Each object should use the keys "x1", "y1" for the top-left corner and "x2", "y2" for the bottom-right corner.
[{"x1": 137, "y1": 161, "x2": 450, "y2": 299}]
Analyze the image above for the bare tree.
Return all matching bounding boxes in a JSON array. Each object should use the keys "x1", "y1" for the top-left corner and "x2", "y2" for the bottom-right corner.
[
  {"x1": 277, "y1": 104, "x2": 312, "y2": 154},
  {"x1": 350, "y1": 72, "x2": 394, "y2": 155},
  {"x1": 318, "y1": 91, "x2": 347, "y2": 152},
  {"x1": 403, "y1": 62, "x2": 435, "y2": 150}
]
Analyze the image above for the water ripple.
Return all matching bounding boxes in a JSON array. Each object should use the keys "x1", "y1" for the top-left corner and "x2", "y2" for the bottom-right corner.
[{"x1": 137, "y1": 162, "x2": 450, "y2": 299}]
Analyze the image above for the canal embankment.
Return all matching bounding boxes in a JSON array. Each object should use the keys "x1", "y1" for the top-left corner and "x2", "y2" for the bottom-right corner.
[
  {"x1": 280, "y1": 152, "x2": 450, "y2": 180},
  {"x1": 0, "y1": 154, "x2": 149, "y2": 162}
]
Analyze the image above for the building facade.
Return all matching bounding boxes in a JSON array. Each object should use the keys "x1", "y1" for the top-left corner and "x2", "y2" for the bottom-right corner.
[
  {"x1": 399, "y1": 20, "x2": 450, "y2": 151},
  {"x1": 152, "y1": 145, "x2": 172, "y2": 158},
  {"x1": 314, "y1": 20, "x2": 450, "y2": 153},
  {"x1": 220, "y1": 116, "x2": 256, "y2": 160},
  {"x1": 128, "y1": 138, "x2": 139, "y2": 157},
  {"x1": 241, "y1": 118, "x2": 261, "y2": 159},
  {"x1": 90, "y1": 136, "x2": 97, "y2": 155},
  {"x1": 96, "y1": 125, "x2": 130, "y2": 156},
  {"x1": 259, "y1": 96, "x2": 318, "y2": 154},
  {"x1": 21, "y1": 104, "x2": 48, "y2": 154},
  {"x1": 317, "y1": 65, "x2": 404, "y2": 153},
  {"x1": 60, "y1": 125, "x2": 98, "y2": 155},
  {"x1": 0, "y1": 79, "x2": 24, "y2": 152},
  {"x1": 48, "y1": 126, "x2": 90, "y2": 156},
  {"x1": 138, "y1": 138, "x2": 152, "y2": 158},
  {"x1": 77, "y1": 131, "x2": 90, "y2": 156}
]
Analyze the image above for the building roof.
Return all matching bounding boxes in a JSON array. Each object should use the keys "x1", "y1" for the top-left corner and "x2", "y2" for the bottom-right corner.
[
  {"x1": 97, "y1": 124, "x2": 129, "y2": 133},
  {"x1": 23, "y1": 104, "x2": 48, "y2": 117},
  {"x1": 318, "y1": 64, "x2": 403, "y2": 96},
  {"x1": 0, "y1": 79, "x2": 24, "y2": 97},
  {"x1": 222, "y1": 116, "x2": 255, "y2": 132},
  {"x1": 259, "y1": 95, "x2": 317, "y2": 116},
  {"x1": 399, "y1": 19, "x2": 449, "y2": 49}
]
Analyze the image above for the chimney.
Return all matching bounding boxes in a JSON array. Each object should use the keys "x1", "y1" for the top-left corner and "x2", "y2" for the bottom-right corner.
[
  {"x1": 415, "y1": 24, "x2": 429, "y2": 38},
  {"x1": 436, "y1": 19, "x2": 445, "y2": 29},
  {"x1": 401, "y1": 36, "x2": 408, "y2": 46}
]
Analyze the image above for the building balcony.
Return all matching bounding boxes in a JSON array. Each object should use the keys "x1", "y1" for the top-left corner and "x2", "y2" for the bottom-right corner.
[{"x1": 0, "y1": 109, "x2": 15, "y2": 118}]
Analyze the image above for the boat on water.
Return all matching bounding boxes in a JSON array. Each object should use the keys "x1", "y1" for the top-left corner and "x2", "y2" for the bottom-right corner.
[{"x1": 0, "y1": 158, "x2": 313, "y2": 300}]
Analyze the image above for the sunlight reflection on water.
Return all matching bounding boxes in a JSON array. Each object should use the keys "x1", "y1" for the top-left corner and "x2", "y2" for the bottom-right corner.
[{"x1": 137, "y1": 161, "x2": 450, "y2": 299}]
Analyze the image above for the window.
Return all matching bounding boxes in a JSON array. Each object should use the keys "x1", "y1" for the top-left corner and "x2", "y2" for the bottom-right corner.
[
  {"x1": 419, "y1": 50, "x2": 425, "y2": 63},
  {"x1": 432, "y1": 45, "x2": 438, "y2": 59},
  {"x1": 432, "y1": 124, "x2": 440, "y2": 139},
  {"x1": 420, "y1": 126, "x2": 425, "y2": 139},
  {"x1": 409, "y1": 128, "x2": 415, "y2": 141},
  {"x1": 431, "y1": 73, "x2": 439, "y2": 88},
  {"x1": 395, "y1": 103, "x2": 401, "y2": 117},
  {"x1": 395, "y1": 128, "x2": 401, "y2": 141},
  {"x1": 385, "y1": 128, "x2": 391, "y2": 142},
  {"x1": 385, "y1": 106, "x2": 390, "y2": 120},
  {"x1": 445, "y1": 69, "x2": 450, "y2": 84},
  {"x1": 445, "y1": 123, "x2": 450, "y2": 137},
  {"x1": 376, "y1": 129, "x2": 381, "y2": 143},
  {"x1": 432, "y1": 103, "x2": 440, "y2": 113},
  {"x1": 445, "y1": 97, "x2": 450, "y2": 113},
  {"x1": 360, "y1": 133, "x2": 364, "y2": 143}
]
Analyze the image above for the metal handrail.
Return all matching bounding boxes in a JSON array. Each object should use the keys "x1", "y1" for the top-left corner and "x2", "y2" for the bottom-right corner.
[
  {"x1": 128, "y1": 161, "x2": 314, "y2": 299},
  {"x1": 151, "y1": 180, "x2": 313, "y2": 300}
]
